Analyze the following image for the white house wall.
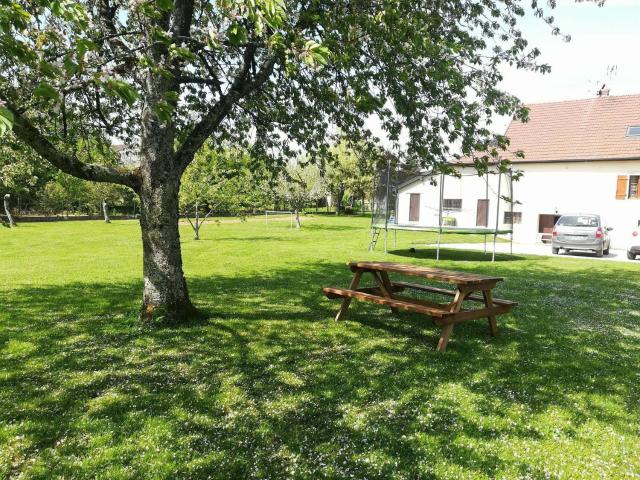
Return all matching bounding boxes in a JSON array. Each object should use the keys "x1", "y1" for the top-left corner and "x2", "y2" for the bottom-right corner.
[
  {"x1": 396, "y1": 170, "x2": 510, "y2": 230},
  {"x1": 396, "y1": 160, "x2": 640, "y2": 248}
]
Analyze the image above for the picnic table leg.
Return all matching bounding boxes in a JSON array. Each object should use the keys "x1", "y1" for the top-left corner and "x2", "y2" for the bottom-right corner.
[
  {"x1": 335, "y1": 270, "x2": 363, "y2": 321},
  {"x1": 436, "y1": 287, "x2": 471, "y2": 352},
  {"x1": 379, "y1": 271, "x2": 395, "y2": 294},
  {"x1": 371, "y1": 271, "x2": 398, "y2": 313},
  {"x1": 482, "y1": 289, "x2": 498, "y2": 336},
  {"x1": 436, "y1": 323, "x2": 454, "y2": 352}
]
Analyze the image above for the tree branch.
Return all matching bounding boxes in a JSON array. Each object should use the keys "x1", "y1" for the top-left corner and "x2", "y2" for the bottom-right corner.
[
  {"x1": 96, "y1": 0, "x2": 132, "y2": 55},
  {"x1": 176, "y1": 75, "x2": 221, "y2": 87},
  {"x1": 174, "y1": 51, "x2": 278, "y2": 172},
  {"x1": 172, "y1": 0, "x2": 195, "y2": 40},
  {"x1": 4, "y1": 97, "x2": 140, "y2": 190}
]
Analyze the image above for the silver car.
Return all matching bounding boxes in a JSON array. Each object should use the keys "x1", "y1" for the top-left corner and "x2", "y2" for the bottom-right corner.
[{"x1": 552, "y1": 214, "x2": 611, "y2": 257}]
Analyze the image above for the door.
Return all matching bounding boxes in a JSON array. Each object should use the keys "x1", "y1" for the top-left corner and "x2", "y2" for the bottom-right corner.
[
  {"x1": 476, "y1": 199, "x2": 489, "y2": 227},
  {"x1": 538, "y1": 214, "x2": 561, "y2": 243},
  {"x1": 409, "y1": 193, "x2": 420, "y2": 222}
]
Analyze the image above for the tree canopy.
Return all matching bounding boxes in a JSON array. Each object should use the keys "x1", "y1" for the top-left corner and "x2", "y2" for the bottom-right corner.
[{"x1": 0, "y1": 0, "x2": 574, "y2": 174}]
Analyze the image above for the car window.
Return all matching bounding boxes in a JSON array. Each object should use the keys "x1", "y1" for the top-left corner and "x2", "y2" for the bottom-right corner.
[{"x1": 557, "y1": 215, "x2": 599, "y2": 227}]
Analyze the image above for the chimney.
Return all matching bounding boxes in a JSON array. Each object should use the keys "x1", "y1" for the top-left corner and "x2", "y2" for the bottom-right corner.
[{"x1": 597, "y1": 84, "x2": 610, "y2": 97}]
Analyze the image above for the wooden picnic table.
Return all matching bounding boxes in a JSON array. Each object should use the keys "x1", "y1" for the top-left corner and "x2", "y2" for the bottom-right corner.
[{"x1": 323, "y1": 261, "x2": 517, "y2": 352}]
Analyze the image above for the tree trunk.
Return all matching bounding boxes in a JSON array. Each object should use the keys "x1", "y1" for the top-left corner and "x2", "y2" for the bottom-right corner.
[
  {"x1": 335, "y1": 188, "x2": 344, "y2": 215},
  {"x1": 295, "y1": 208, "x2": 301, "y2": 228},
  {"x1": 138, "y1": 176, "x2": 196, "y2": 323},
  {"x1": 193, "y1": 199, "x2": 200, "y2": 240},
  {"x1": 4, "y1": 194, "x2": 15, "y2": 227},
  {"x1": 102, "y1": 199, "x2": 111, "y2": 223},
  {"x1": 134, "y1": 61, "x2": 198, "y2": 323}
]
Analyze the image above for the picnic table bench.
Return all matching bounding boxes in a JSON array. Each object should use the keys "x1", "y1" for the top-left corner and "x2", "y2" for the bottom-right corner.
[{"x1": 323, "y1": 261, "x2": 517, "y2": 352}]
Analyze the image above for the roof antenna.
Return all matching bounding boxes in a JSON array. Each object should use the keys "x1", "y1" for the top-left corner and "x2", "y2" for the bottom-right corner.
[{"x1": 597, "y1": 84, "x2": 610, "y2": 97}]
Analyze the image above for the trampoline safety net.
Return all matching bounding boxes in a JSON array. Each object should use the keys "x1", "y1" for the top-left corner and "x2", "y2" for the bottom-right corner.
[{"x1": 369, "y1": 161, "x2": 514, "y2": 262}]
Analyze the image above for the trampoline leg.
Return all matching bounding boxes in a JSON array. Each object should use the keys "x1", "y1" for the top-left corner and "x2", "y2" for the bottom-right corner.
[
  {"x1": 384, "y1": 228, "x2": 388, "y2": 254},
  {"x1": 394, "y1": 229, "x2": 397, "y2": 248},
  {"x1": 492, "y1": 233, "x2": 497, "y2": 262}
]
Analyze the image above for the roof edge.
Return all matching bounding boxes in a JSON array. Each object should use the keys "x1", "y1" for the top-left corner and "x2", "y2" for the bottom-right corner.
[{"x1": 451, "y1": 156, "x2": 640, "y2": 166}]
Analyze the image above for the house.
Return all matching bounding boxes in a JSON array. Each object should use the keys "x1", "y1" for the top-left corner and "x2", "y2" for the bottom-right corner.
[{"x1": 396, "y1": 89, "x2": 640, "y2": 248}]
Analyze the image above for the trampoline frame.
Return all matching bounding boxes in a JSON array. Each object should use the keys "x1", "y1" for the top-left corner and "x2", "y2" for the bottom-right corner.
[{"x1": 370, "y1": 162, "x2": 515, "y2": 262}]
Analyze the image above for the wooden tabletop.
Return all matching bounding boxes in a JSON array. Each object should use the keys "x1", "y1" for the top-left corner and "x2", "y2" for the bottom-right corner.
[{"x1": 348, "y1": 261, "x2": 503, "y2": 285}]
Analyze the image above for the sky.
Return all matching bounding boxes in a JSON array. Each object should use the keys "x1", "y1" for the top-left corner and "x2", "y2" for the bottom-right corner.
[
  {"x1": 495, "y1": 0, "x2": 640, "y2": 129},
  {"x1": 367, "y1": 0, "x2": 640, "y2": 145}
]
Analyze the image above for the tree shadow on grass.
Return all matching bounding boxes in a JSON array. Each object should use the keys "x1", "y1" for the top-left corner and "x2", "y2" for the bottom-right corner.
[
  {"x1": 299, "y1": 222, "x2": 365, "y2": 232},
  {"x1": 388, "y1": 247, "x2": 526, "y2": 262},
  {"x1": 189, "y1": 236, "x2": 298, "y2": 243},
  {"x1": 1, "y1": 259, "x2": 639, "y2": 478}
]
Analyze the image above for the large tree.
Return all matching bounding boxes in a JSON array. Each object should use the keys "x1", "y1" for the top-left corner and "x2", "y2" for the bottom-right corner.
[{"x1": 0, "y1": 0, "x2": 578, "y2": 322}]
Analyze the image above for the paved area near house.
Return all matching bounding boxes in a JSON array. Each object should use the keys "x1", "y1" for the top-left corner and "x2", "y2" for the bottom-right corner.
[{"x1": 431, "y1": 242, "x2": 637, "y2": 263}]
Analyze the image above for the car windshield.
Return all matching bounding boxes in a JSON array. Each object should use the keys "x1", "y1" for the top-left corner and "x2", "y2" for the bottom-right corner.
[{"x1": 557, "y1": 215, "x2": 599, "y2": 227}]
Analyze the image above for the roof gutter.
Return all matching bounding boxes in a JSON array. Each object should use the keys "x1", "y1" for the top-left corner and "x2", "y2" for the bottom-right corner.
[{"x1": 452, "y1": 156, "x2": 640, "y2": 166}]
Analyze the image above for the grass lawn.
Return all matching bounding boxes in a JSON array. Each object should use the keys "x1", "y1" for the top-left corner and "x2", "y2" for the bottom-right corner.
[{"x1": 1, "y1": 215, "x2": 639, "y2": 479}]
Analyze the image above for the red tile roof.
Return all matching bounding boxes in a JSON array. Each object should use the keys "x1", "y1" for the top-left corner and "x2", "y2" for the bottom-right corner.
[{"x1": 500, "y1": 93, "x2": 640, "y2": 163}]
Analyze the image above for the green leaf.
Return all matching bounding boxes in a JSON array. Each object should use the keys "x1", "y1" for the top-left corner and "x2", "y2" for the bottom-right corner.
[
  {"x1": 303, "y1": 40, "x2": 330, "y2": 67},
  {"x1": 156, "y1": 0, "x2": 174, "y2": 12},
  {"x1": 170, "y1": 45, "x2": 196, "y2": 61},
  {"x1": 33, "y1": 82, "x2": 60, "y2": 101},
  {"x1": 0, "y1": 107, "x2": 14, "y2": 137},
  {"x1": 76, "y1": 37, "x2": 97, "y2": 56},
  {"x1": 227, "y1": 23, "x2": 248, "y2": 45},
  {"x1": 164, "y1": 91, "x2": 179, "y2": 102},
  {"x1": 155, "y1": 102, "x2": 174, "y2": 122},
  {"x1": 38, "y1": 60, "x2": 61, "y2": 78},
  {"x1": 103, "y1": 80, "x2": 139, "y2": 106}
]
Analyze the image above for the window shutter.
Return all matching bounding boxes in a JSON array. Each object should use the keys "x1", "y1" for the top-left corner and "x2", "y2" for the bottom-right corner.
[{"x1": 616, "y1": 175, "x2": 628, "y2": 200}]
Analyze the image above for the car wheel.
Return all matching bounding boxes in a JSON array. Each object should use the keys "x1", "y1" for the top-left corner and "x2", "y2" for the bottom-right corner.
[
  {"x1": 628, "y1": 251, "x2": 637, "y2": 260},
  {"x1": 603, "y1": 247, "x2": 610, "y2": 255},
  {"x1": 552, "y1": 247, "x2": 559, "y2": 255}
]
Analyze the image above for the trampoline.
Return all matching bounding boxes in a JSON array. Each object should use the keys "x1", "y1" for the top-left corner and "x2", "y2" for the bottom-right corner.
[{"x1": 369, "y1": 161, "x2": 515, "y2": 262}]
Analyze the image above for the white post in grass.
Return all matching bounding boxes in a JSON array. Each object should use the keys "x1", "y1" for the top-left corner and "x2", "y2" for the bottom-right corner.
[
  {"x1": 492, "y1": 172, "x2": 502, "y2": 262},
  {"x1": 383, "y1": 160, "x2": 391, "y2": 254},
  {"x1": 484, "y1": 173, "x2": 489, "y2": 254},
  {"x1": 510, "y1": 170, "x2": 514, "y2": 255},
  {"x1": 436, "y1": 173, "x2": 444, "y2": 260},
  {"x1": 102, "y1": 198, "x2": 111, "y2": 223},
  {"x1": 4, "y1": 194, "x2": 15, "y2": 227}
]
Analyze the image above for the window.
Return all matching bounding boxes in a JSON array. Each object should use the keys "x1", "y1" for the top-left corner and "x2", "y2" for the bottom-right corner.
[
  {"x1": 616, "y1": 175, "x2": 640, "y2": 200},
  {"x1": 627, "y1": 126, "x2": 640, "y2": 137},
  {"x1": 504, "y1": 212, "x2": 522, "y2": 224},
  {"x1": 557, "y1": 215, "x2": 600, "y2": 227},
  {"x1": 630, "y1": 175, "x2": 639, "y2": 199},
  {"x1": 442, "y1": 198, "x2": 462, "y2": 210}
]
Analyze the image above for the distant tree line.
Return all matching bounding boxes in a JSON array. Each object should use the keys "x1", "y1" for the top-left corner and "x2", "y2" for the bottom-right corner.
[
  {"x1": 1, "y1": 136, "x2": 384, "y2": 220},
  {"x1": 0, "y1": 136, "x2": 137, "y2": 217}
]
